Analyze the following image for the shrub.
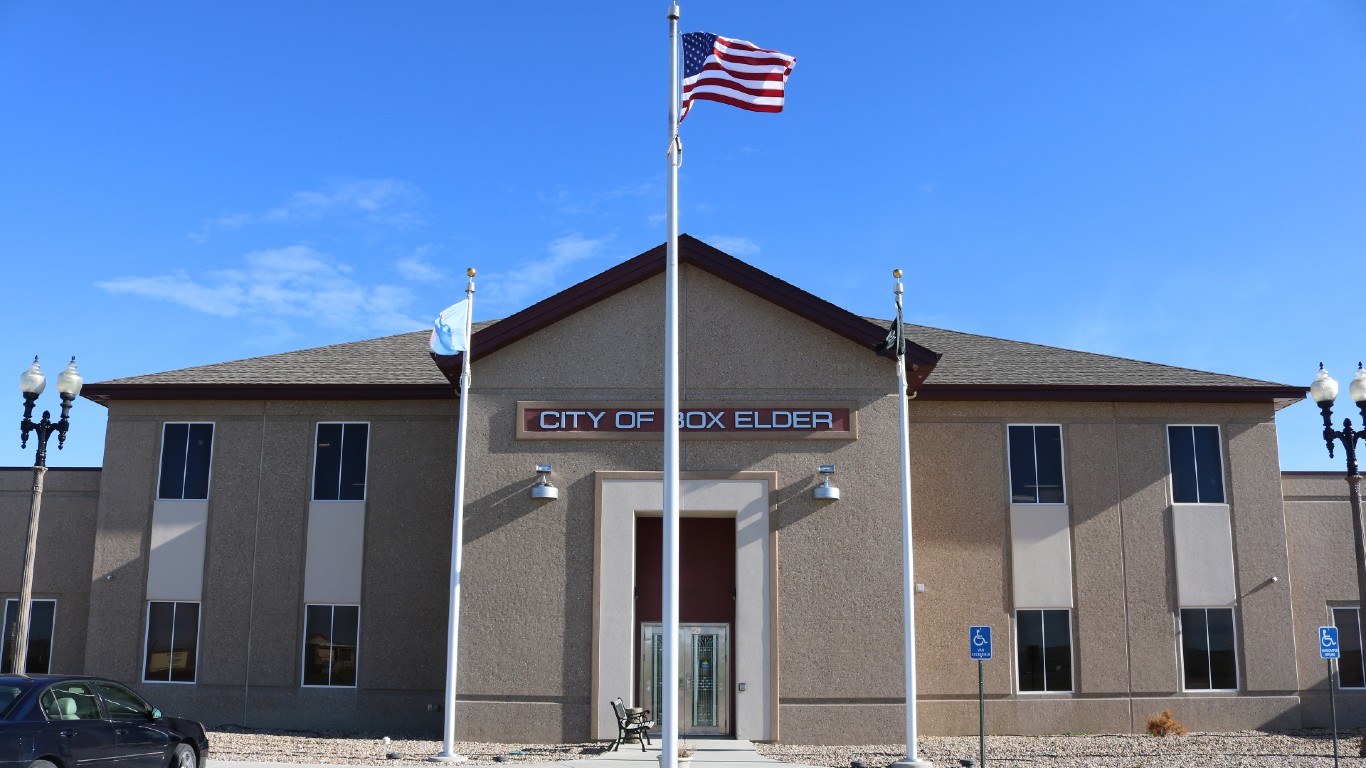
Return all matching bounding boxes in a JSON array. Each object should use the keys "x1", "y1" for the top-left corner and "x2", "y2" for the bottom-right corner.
[{"x1": 1145, "y1": 708, "x2": 1189, "y2": 737}]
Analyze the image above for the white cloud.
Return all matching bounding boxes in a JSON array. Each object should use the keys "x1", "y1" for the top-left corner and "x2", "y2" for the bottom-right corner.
[
  {"x1": 478, "y1": 233, "x2": 616, "y2": 313},
  {"x1": 190, "y1": 178, "x2": 425, "y2": 240},
  {"x1": 98, "y1": 245, "x2": 426, "y2": 334},
  {"x1": 704, "y1": 235, "x2": 761, "y2": 256},
  {"x1": 395, "y1": 253, "x2": 447, "y2": 283}
]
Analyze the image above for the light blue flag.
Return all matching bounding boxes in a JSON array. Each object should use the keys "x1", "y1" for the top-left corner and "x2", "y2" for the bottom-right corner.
[{"x1": 430, "y1": 299, "x2": 469, "y2": 356}]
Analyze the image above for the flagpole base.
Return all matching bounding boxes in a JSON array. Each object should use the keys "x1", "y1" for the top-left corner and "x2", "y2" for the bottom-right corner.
[
  {"x1": 428, "y1": 754, "x2": 468, "y2": 763},
  {"x1": 888, "y1": 759, "x2": 933, "y2": 768}
]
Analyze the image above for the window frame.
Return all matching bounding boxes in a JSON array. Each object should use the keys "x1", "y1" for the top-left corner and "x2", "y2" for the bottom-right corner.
[
  {"x1": 1166, "y1": 424, "x2": 1226, "y2": 505},
  {"x1": 1332, "y1": 605, "x2": 1365, "y2": 689},
  {"x1": 2, "y1": 598, "x2": 57, "y2": 674},
  {"x1": 96, "y1": 681, "x2": 154, "y2": 720},
  {"x1": 311, "y1": 422, "x2": 371, "y2": 502},
  {"x1": 300, "y1": 603, "x2": 361, "y2": 689},
  {"x1": 1178, "y1": 606, "x2": 1240, "y2": 692},
  {"x1": 1006, "y1": 424, "x2": 1066, "y2": 505},
  {"x1": 1013, "y1": 607, "x2": 1075, "y2": 694},
  {"x1": 156, "y1": 422, "x2": 215, "y2": 501},
  {"x1": 141, "y1": 601, "x2": 201, "y2": 685}
]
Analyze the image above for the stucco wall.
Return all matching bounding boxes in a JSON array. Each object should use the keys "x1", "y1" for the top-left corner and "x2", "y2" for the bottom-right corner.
[
  {"x1": 1284, "y1": 471, "x2": 1366, "y2": 727},
  {"x1": 74, "y1": 264, "x2": 1304, "y2": 741},
  {"x1": 0, "y1": 465, "x2": 100, "y2": 674},
  {"x1": 84, "y1": 399, "x2": 458, "y2": 732}
]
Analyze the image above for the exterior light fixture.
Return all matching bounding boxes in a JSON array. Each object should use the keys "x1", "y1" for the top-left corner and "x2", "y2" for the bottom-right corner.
[
  {"x1": 531, "y1": 464, "x2": 558, "y2": 500},
  {"x1": 813, "y1": 464, "x2": 840, "y2": 501}
]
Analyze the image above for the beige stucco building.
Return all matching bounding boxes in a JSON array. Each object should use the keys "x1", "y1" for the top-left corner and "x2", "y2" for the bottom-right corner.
[{"x1": 3, "y1": 237, "x2": 1360, "y2": 742}]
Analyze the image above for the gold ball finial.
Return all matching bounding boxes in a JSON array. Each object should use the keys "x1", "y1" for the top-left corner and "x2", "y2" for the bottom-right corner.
[
  {"x1": 893, "y1": 268, "x2": 903, "y2": 279},
  {"x1": 466, "y1": 267, "x2": 476, "y2": 277}
]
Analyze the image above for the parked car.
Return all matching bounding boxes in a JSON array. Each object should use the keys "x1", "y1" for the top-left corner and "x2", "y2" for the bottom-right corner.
[{"x1": 0, "y1": 675, "x2": 208, "y2": 768}]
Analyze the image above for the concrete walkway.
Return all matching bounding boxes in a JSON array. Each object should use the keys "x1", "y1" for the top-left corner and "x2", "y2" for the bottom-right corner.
[{"x1": 213, "y1": 738, "x2": 821, "y2": 768}]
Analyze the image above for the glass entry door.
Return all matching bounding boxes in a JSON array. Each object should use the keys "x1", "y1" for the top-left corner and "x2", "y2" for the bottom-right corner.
[{"x1": 639, "y1": 623, "x2": 730, "y2": 735}]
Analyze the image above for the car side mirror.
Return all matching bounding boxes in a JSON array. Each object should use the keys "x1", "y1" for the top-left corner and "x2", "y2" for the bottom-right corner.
[{"x1": 150, "y1": 708, "x2": 162, "y2": 720}]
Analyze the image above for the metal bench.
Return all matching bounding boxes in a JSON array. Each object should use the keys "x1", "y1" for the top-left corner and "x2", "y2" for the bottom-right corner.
[{"x1": 609, "y1": 697, "x2": 654, "y2": 752}]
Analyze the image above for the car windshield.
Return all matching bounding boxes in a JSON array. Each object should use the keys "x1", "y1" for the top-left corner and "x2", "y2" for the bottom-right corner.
[{"x1": 0, "y1": 685, "x2": 26, "y2": 719}]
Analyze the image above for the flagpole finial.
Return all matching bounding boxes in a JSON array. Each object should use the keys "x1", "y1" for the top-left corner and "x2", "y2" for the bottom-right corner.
[
  {"x1": 466, "y1": 267, "x2": 476, "y2": 277},
  {"x1": 893, "y1": 268, "x2": 903, "y2": 279}
]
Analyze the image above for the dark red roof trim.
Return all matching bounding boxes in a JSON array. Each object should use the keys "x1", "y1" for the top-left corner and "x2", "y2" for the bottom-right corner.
[
  {"x1": 431, "y1": 234, "x2": 943, "y2": 388},
  {"x1": 81, "y1": 383, "x2": 456, "y2": 405},
  {"x1": 915, "y1": 384, "x2": 1308, "y2": 403}
]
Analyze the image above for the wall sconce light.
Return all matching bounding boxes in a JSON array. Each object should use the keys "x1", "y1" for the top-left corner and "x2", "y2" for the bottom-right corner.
[
  {"x1": 812, "y1": 464, "x2": 840, "y2": 501},
  {"x1": 531, "y1": 464, "x2": 559, "y2": 500}
]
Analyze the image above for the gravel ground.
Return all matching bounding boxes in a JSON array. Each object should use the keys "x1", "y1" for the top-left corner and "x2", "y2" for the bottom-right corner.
[
  {"x1": 206, "y1": 728, "x2": 1366, "y2": 768},
  {"x1": 754, "y1": 731, "x2": 1364, "y2": 768},
  {"x1": 207, "y1": 728, "x2": 603, "y2": 766}
]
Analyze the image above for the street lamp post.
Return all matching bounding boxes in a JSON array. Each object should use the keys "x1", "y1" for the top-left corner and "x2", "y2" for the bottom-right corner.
[
  {"x1": 10, "y1": 356, "x2": 82, "y2": 675},
  {"x1": 1309, "y1": 363, "x2": 1366, "y2": 755}
]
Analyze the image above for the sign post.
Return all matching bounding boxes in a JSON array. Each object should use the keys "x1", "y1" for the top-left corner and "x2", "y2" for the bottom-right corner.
[
  {"x1": 969, "y1": 626, "x2": 992, "y2": 768},
  {"x1": 1321, "y1": 626, "x2": 1341, "y2": 768}
]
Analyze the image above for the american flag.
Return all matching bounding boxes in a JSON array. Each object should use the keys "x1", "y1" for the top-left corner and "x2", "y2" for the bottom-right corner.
[{"x1": 681, "y1": 32, "x2": 796, "y2": 122}]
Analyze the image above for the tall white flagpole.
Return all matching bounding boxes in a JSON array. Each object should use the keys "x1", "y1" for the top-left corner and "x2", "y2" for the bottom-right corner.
[
  {"x1": 663, "y1": 5, "x2": 682, "y2": 768},
  {"x1": 889, "y1": 269, "x2": 932, "y2": 768},
  {"x1": 433, "y1": 268, "x2": 476, "y2": 763}
]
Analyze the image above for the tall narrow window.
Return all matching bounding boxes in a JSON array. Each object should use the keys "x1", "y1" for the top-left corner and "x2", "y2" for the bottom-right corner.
[
  {"x1": 158, "y1": 423, "x2": 214, "y2": 500},
  {"x1": 143, "y1": 602, "x2": 200, "y2": 683},
  {"x1": 313, "y1": 423, "x2": 369, "y2": 501},
  {"x1": 1008, "y1": 425, "x2": 1065, "y2": 504},
  {"x1": 1334, "y1": 607, "x2": 1365, "y2": 688},
  {"x1": 2, "y1": 599, "x2": 56, "y2": 674},
  {"x1": 302, "y1": 605, "x2": 360, "y2": 687},
  {"x1": 1015, "y1": 609, "x2": 1072, "y2": 692},
  {"x1": 1180, "y1": 607, "x2": 1237, "y2": 690},
  {"x1": 1167, "y1": 426, "x2": 1225, "y2": 504}
]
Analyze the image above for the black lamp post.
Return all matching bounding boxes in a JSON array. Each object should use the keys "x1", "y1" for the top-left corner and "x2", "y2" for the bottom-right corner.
[
  {"x1": 10, "y1": 356, "x2": 82, "y2": 674},
  {"x1": 1310, "y1": 363, "x2": 1366, "y2": 753}
]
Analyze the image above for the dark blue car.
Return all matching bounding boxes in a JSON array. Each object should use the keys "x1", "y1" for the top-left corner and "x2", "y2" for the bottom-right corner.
[{"x1": 0, "y1": 675, "x2": 208, "y2": 768}]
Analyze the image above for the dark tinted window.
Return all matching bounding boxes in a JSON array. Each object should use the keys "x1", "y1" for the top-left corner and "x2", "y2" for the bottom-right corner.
[
  {"x1": 2, "y1": 598, "x2": 56, "y2": 674},
  {"x1": 1168, "y1": 426, "x2": 1224, "y2": 504},
  {"x1": 1182, "y1": 607, "x2": 1237, "y2": 689},
  {"x1": 143, "y1": 601, "x2": 199, "y2": 683},
  {"x1": 313, "y1": 423, "x2": 369, "y2": 501},
  {"x1": 1008, "y1": 426, "x2": 1064, "y2": 504},
  {"x1": 97, "y1": 682, "x2": 150, "y2": 720},
  {"x1": 303, "y1": 604, "x2": 360, "y2": 687},
  {"x1": 1016, "y1": 609, "x2": 1072, "y2": 692},
  {"x1": 158, "y1": 423, "x2": 213, "y2": 500},
  {"x1": 1335, "y1": 607, "x2": 1364, "y2": 688},
  {"x1": 0, "y1": 685, "x2": 24, "y2": 719}
]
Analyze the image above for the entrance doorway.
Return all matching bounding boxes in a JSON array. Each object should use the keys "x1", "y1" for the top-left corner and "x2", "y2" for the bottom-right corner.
[
  {"x1": 634, "y1": 516, "x2": 736, "y2": 736},
  {"x1": 639, "y1": 623, "x2": 730, "y2": 735},
  {"x1": 593, "y1": 474, "x2": 773, "y2": 742}
]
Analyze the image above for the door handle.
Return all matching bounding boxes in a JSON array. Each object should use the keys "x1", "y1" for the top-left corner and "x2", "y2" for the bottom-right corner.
[
  {"x1": 116, "y1": 728, "x2": 129, "y2": 735},
  {"x1": 60, "y1": 730, "x2": 75, "y2": 738}
]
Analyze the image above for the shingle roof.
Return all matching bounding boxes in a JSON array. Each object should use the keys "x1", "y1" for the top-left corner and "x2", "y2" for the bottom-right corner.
[
  {"x1": 85, "y1": 316, "x2": 1299, "y2": 399},
  {"x1": 898, "y1": 322, "x2": 1284, "y2": 389},
  {"x1": 94, "y1": 330, "x2": 446, "y2": 387},
  {"x1": 80, "y1": 237, "x2": 1302, "y2": 407}
]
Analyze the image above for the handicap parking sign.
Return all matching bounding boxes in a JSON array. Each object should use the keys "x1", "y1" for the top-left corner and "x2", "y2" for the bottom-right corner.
[
  {"x1": 1321, "y1": 626, "x2": 1341, "y2": 659},
  {"x1": 970, "y1": 626, "x2": 992, "y2": 660}
]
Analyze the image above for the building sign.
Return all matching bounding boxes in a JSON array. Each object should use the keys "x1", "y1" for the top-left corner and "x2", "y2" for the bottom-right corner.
[{"x1": 516, "y1": 402, "x2": 857, "y2": 441}]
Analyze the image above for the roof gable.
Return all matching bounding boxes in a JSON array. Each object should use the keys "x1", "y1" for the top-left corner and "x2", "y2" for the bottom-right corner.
[
  {"x1": 430, "y1": 234, "x2": 941, "y2": 387},
  {"x1": 80, "y1": 237, "x2": 1305, "y2": 409}
]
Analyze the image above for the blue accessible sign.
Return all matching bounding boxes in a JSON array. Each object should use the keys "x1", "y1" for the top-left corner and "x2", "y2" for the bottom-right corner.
[
  {"x1": 970, "y1": 626, "x2": 992, "y2": 660},
  {"x1": 1321, "y1": 626, "x2": 1341, "y2": 659}
]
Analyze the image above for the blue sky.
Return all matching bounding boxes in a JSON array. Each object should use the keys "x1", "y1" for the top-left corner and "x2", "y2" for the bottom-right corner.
[{"x1": 1, "y1": 1, "x2": 1363, "y2": 473}]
